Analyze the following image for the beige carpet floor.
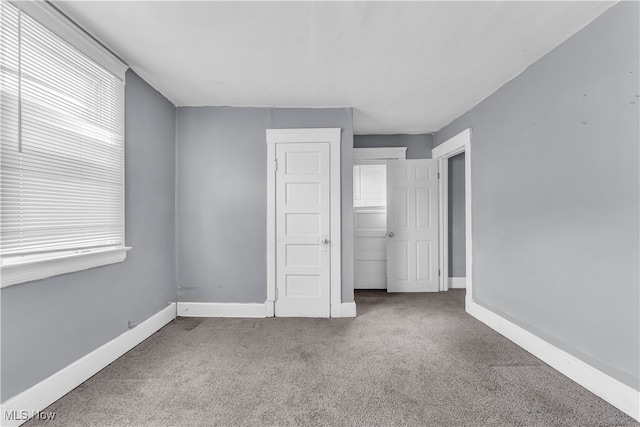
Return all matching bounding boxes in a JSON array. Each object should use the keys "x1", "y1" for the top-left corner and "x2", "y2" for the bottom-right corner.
[{"x1": 26, "y1": 290, "x2": 638, "y2": 426}]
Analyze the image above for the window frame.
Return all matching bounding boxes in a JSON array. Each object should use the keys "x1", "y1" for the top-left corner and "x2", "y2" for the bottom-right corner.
[
  {"x1": 352, "y1": 147, "x2": 408, "y2": 209},
  {"x1": 0, "y1": 0, "x2": 130, "y2": 288},
  {"x1": 353, "y1": 162, "x2": 388, "y2": 208}
]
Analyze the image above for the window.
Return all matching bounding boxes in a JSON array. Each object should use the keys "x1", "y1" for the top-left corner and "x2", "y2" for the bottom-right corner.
[
  {"x1": 352, "y1": 147, "x2": 407, "y2": 208},
  {"x1": 1, "y1": 1, "x2": 128, "y2": 287},
  {"x1": 353, "y1": 164, "x2": 387, "y2": 208}
]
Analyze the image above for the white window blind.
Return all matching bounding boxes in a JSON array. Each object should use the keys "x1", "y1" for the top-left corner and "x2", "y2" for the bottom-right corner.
[
  {"x1": 353, "y1": 164, "x2": 387, "y2": 208},
  {"x1": 1, "y1": 1, "x2": 125, "y2": 266}
]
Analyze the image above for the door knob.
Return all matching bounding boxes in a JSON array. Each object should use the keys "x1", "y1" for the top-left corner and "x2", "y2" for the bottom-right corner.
[
  {"x1": 387, "y1": 231, "x2": 395, "y2": 238},
  {"x1": 319, "y1": 234, "x2": 329, "y2": 252}
]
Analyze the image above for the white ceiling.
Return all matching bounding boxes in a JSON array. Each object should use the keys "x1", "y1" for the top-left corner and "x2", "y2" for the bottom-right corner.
[{"x1": 53, "y1": 1, "x2": 615, "y2": 135}]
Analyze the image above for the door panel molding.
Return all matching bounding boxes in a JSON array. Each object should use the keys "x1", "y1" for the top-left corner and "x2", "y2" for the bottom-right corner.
[
  {"x1": 354, "y1": 208, "x2": 387, "y2": 289},
  {"x1": 266, "y1": 128, "x2": 344, "y2": 317},
  {"x1": 386, "y1": 159, "x2": 439, "y2": 292},
  {"x1": 275, "y1": 143, "x2": 330, "y2": 317}
]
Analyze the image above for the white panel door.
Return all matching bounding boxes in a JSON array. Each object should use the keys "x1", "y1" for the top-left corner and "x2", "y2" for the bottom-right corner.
[
  {"x1": 275, "y1": 142, "x2": 331, "y2": 317},
  {"x1": 354, "y1": 208, "x2": 387, "y2": 289},
  {"x1": 386, "y1": 159, "x2": 439, "y2": 292}
]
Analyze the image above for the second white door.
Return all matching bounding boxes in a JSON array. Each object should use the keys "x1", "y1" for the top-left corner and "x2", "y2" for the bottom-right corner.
[
  {"x1": 386, "y1": 159, "x2": 439, "y2": 292},
  {"x1": 275, "y1": 142, "x2": 331, "y2": 317}
]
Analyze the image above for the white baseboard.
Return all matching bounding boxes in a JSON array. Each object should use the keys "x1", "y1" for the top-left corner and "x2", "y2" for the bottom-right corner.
[
  {"x1": 0, "y1": 303, "x2": 177, "y2": 427},
  {"x1": 265, "y1": 300, "x2": 275, "y2": 317},
  {"x1": 178, "y1": 301, "x2": 356, "y2": 318},
  {"x1": 467, "y1": 301, "x2": 640, "y2": 421},
  {"x1": 339, "y1": 302, "x2": 357, "y2": 317},
  {"x1": 177, "y1": 302, "x2": 266, "y2": 318},
  {"x1": 449, "y1": 277, "x2": 466, "y2": 289},
  {"x1": 331, "y1": 301, "x2": 357, "y2": 318}
]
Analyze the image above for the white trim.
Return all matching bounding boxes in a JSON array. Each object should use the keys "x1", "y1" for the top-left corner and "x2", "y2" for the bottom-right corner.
[
  {"x1": 1, "y1": 247, "x2": 131, "y2": 288},
  {"x1": 266, "y1": 128, "x2": 343, "y2": 317},
  {"x1": 265, "y1": 301, "x2": 275, "y2": 318},
  {"x1": 432, "y1": 128, "x2": 472, "y2": 310},
  {"x1": 0, "y1": 304, "x2": 176, "y2": 427},
  {"x1": 330, "y1": 302, "x2": 357, "y2": 318},
  {"x1": 266, "y1": 140, "x2": 276, "y2": 304},
  {"x1": 432, "y1": 129, "x2": 471, "y2": 159},
  {"x1": 329, "y1": 132, "x2": 342, "y2": 318},
  {"x1": 177, "y1": 302, "x2": 267, "y2": 318},
  {"x1": 353, "y1": 147, "x2": 407, "y2": 162},
  {"x1": 448, "y1": 277, "x2": 467, "y2": 289},
  {"x1": 468, "y1": 301, "x2": 640, "y2": 421},
  {"x1": 465, "y1": 142, "x2": 472, "y2": 307},
  {"x1": 266, "y1": 127, "x2": 341, "y2": 142},
  {"x1": 9, "y1": 0, "x2": 128, "y2": 80},
  {"x1": 439, "y1": 159, "x2": 449, "y2": 292}
]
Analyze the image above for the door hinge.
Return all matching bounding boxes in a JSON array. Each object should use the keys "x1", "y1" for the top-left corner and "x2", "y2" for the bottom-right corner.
[
  {"x1": 274, "y1": 158, "x2": 278, "y2": 171},
  {"x1": 437, "y1": 172, "x2": 440, "y2": 179},
  {"x1": 438, "y1": 269, "x2": 441, "y2": 276}
]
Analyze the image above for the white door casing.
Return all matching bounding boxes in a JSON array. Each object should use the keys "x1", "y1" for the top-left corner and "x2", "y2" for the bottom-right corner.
[
  {"x1": 386, "y1": 159, "x2": 439, "y2": 292},
  {"x1": 266, "y1": 128, "x2": 342, "y2": 318},
  {"x1": 431, "y1": 128, "x2": 472, "y2": 308}
]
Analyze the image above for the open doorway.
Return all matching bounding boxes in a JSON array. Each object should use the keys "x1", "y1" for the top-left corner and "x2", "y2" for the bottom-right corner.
[
  {"x1": 432, "y1": 129, "x2": 472, "y2": 309},
  {"x1": 353, "y1": 148, "x2": 439, "y2": 292},
  {"x1": 353, "y1": 161, "x2": 388, "y2": 289},
  {"x1": 448, "y1": 152, "x2": 466, "y2": 290},
  {"x1": 353, "y1": 147, "x2": 406, "y2": 290}
]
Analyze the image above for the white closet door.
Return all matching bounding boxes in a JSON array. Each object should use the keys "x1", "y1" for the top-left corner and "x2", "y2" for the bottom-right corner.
[
  {"x1": 275, "y1": 142, "x2": 331, "y2": 317},
  {"x1": 354, "y1": 208, "x2": 387, "y2": 289}
]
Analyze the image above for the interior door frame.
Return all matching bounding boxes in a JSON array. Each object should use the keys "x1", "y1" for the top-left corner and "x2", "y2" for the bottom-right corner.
[
  {"x1": 266, "y1": 128, "x2": 342, "y2": 317},
  {"x1": 352, "y1": 147, "x2": 406, "y2": 291},
  {"x1": 432, "y1": 128, "x2": 472, "y2": 309}
]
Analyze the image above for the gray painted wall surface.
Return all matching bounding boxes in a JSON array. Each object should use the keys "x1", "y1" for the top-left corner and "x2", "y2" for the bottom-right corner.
[
  {"x1": 354, "y1": 134, "x2": 433, "y2": 159},
  {"x1": 434, "y1": 2, "x2": 639, "y2": 389},
  {"x1": 176, "y1": 107, "x2": 354, "y2": 303},
  {"x1": 0, "y1": 70, "x2": 177, "y2": 401},
  {"x1": 448, "y1": 153, "x2": 466, "y2": 277}
]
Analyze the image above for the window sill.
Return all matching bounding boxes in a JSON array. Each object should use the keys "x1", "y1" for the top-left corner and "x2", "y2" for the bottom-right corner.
[{"x1": 1, "y1": 247, "x2": 131, "y2": 288}]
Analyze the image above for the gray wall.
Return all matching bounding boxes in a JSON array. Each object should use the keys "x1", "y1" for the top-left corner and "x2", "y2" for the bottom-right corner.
[
  {"x1": 176, "y1": 107, "x2": 354, "y2": 303},
  {"x1": 434, "y1": 2, "x2": 639, "y2": 390},
  {"x1": 448, "y1": 153, "x2": 465, "y2": 277},
  {"x1": 354, "y1": 134, "x2": 433, "y2": 159},
  {"x1": 0, "y1": 70, "x2": 177, "y2": 402}
]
